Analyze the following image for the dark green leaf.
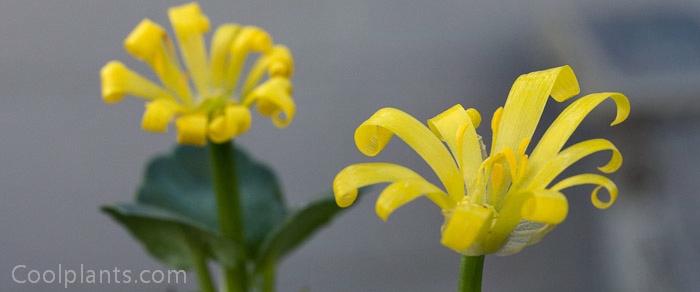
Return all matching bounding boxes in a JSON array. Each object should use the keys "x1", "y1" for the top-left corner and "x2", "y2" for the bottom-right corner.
[
  {"x1": 102, "y1": 204, "x2": 240, "y2": 269},
  {"x1": 102, "y1": 144, "x2": 287, "y2": 268},
  {"x1": 254, "y1": 192, "x2": 360, "y2": 271}
]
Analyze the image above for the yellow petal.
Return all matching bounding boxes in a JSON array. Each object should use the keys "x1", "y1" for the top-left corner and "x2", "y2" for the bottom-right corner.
[
  {"x1": 169, "y1": 2, "x2": 211, "y2": 95},
  {"x1": 124, "y1": 19, "x2": 193, "y2": 104},
  {"x1": 333, "y1": 162, "x2": 450, "y2": 208},
  {"x1": 175, "y1": 114, "x2": 208, "y2": 146},
  {"x1": 455, "y1": 118, "x2": 484, "y2": 193},
  {"x1": 521, "y1": 190, "x2": 569, "y2": 224},
  {"x1": 224, "y1": 26, "x2": 272, "y2": 94},
  {"x1": 526, "y1": 138, "x2": 622, "y2": 190},
  {"x1": 528, "y1": 92, "x2": 630, "y2": 173},
  {"x1": 241, "y1": 46, "x2": 294, "y2": 97},
  {"x1": 551, "y1": 173, "x2": 618, "y2": 209},
  {"x1": 427, "y1": 104, "x2": 471, "y2": 157},
  {"x1": 141, "y1": 100, "x2": 178, "y2": 133},
  {"x1": 100, "y1": 61, "x2": 173, "y2": 103},
  {"x1": 243, "y1": 77, "x2": 295, "y2": 128},
  {"x1": 209, "y1": 24, "x2": 241, "y2": 89},
  {"x1": 492, "y1": 65, "x2": 579, "y2": 153},
  {"x1": 465, "y1": 108, "x2": 481, "y2": 128},
  {"x1": 440, "y1": 203, "x2": 494, "y2": 255},
  {"x1": 480, "y1": 188, "x2": 532, "y2": 253},
  {"x1": 375, "y1": 178, "x2": 451, "y2": 221},
  {"x1": 354, "y1": 108, "x2": 465, "y2": 201},
  {"x1": 208, "y1": 105, "x2": 252, "y2": 143}
]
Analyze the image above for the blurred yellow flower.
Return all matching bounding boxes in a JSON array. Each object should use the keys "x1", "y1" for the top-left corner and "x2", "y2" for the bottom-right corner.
[
  {"x1": 100, "y1": 2, "x2": 295, "y2": 145},
  {"x1": 333, "y1": 66, "x2": 630, "y2": 255}
]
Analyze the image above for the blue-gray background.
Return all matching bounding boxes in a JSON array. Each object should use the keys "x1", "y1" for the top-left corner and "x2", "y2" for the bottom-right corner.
[{"x1": 1, "y1": 0, "x2": 698, "y2": 291}]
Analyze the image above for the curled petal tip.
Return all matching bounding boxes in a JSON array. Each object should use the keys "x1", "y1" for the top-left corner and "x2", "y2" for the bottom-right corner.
[
  {"x1": 549, "y1": 65, "x2": 580, "y2": 102},
  {"x1": 169, "y1": 2, "x2": 210, "y2": 33},
  {"x1": 100, "y1": 61, "x2": 128, "y2": 103},
  {"x1": 334, "y1": 190, "x2": 358, "y2": 208},
  {"x1": 375, "y1": 203, "x2": 390, "y2": 222},
  {"x1": 124, "y1": 19, "x2": 167, "y2": 61},
  {"x1": 141, "y1": 101, "x2": 176, "y2": 133},
  {"x1": 521, "y1": 190, "x2": 569, "y2": 224},
  {"x1": 233, "y1": 26, "x2": 272, "y2": 53},
  {"x1": 465, "y1": 108, "x2": 481, "y2": 128},
  {"x1": 591, "y1": 186, "x2": 617, "y2": 209},
  {"x1": 267, "y1": 46, "x2": 294, "y2": 77},
  {"x1": 175, "y1": 114, "x2": 208, "y2": 146},
  {"x1": 598, "y1": 147, "x2": 623, "y2": 174},
  {"x1": 608, "y1": 93, "x2": 631, "y2": 126},
  {"x1": 207, "y1": 106, "x2": 252, "y2": 143}
]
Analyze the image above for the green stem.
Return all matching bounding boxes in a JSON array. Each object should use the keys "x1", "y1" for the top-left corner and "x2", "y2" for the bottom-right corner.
[
  {"x1": 191, "y1": 245, "x2": 216, "y2": 292},
  {"x1": 458, "y1": 255, "x2": 484, "y2": 292},
  {"x1": 209, "y1": 141, "x2": 247, "y2": 292},
  {"x1": 261, "y1": 264, "x2": 276, "y2": 292}
]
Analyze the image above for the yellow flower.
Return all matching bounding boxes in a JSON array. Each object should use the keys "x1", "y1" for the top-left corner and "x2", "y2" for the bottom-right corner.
[
  {"x1": 100, "y1": 2, "x2": 295, "y2": 146},
  {"x1": 333, "y1": 66, "x2": 630, "y2": 255}
]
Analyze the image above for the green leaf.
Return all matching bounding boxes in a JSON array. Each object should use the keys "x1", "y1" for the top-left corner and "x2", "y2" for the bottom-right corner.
[
  {"x1": 254, "y1": 193, "x2": 360, "y2": 271},
  {"x1": 102, "y1": 204, "x2": 240, "y2": 269},
  {"x1": 102, "y1": 144, "x2": 287, "y2": 268}
]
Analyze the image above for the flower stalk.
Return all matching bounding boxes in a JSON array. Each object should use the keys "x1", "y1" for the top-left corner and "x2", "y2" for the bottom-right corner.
[
  {"x1": 459, "y1": 255, "x2": 484, "y2": 292},
  {"x1": 190, "y1": 243, "x2": 216, "y2": 292},
  {"x1": 209, "y1": 141, "x2": 247, "y2": 292}
]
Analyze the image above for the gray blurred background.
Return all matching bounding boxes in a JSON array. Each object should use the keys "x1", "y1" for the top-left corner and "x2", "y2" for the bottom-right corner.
[{"x1": 1, "y1": 0, "x2": 699, "y2": 291}]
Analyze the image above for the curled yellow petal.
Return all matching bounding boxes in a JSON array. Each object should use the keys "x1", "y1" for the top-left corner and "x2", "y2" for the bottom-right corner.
[
  {"x1": 427, "y1": 104, "x2": 472, "y2": 160},
  {"x1": 175, "y1": 114, "x2": 208, "y2": 146},
  {"x1": 244, "y1": 77, "x2": 295, "y2": 128},
  {"x1": 209, "y1": 24, "x2": 241, "y2": 89},
  {"x1": 521, "y1": 190, "x2": 569, "y2": 224},
  {"x1": 241, "y1": 46, "x2": 294, "y2": 96},
  {"x1": 493, "y1": 65, "x2": 579, "y2": 153},
  {"x1": 528, "y1": 92, "x2": 630, "y2": 172},
  {"x1": 124, "y1": 19, "x2": 193, "y2": 104},
  {"x1": 551, "y1": 173, "x2": 618, "y2": 209},
  {"x1": 375, "y1": 179, "x2": 451, "y2": 221},
  {"x1": 465, "y1": 108, "x2": 481, "y2": 128},
  {"x1": 526, "y1": 138, "x2": 622, "y2": 190},
  {"x1": 141, "y1": 100, "x2": 178, "y2": 133},
  {"x1": 441, "y1": 203, "x2": 494, "y2": 255},
  {"x1": 124, "y1": 19, "x2": 167, "y2": 62},
  {"x1": 225, "y1": 26, "x2": 272, "y2": 93},
  {"x1": 354, "y1": 107, "x2": 464, "y2": 201},
  {"x1": 208, "y1": 105, "x2": 252, "y2": 143},
  {"x1": 169, "y1": 2, "x2": 211, "y2": 95},
  {"x1": 100, "y1": 61, "x2": 173, "y2": 103},
  {"x1": 333, "y1": 162, "x2": 448, "y2": 208}
]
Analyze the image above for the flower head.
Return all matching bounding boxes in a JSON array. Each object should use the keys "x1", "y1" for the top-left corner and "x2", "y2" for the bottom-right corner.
[
  {"x1": 333, "y1": 66, "x2": 630, "y2": 255},
  {"x1": 101, "y1": 2, "x2": 295, "y2": 145}
]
